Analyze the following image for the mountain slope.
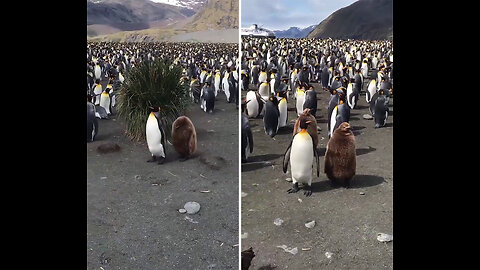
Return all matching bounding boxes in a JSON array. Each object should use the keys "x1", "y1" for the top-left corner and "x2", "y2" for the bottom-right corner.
[
  {"x1": 87, "y1": 0, "x2": 196, "y2": 34},
  {"x1": 185, "y1": 0, "x2": 238, "y2": 31},
  {"x1": 273, "y1": 25, "x2": 317, "y2": 38},
  {"x1": 307, "y1": 0, "x2": 392, "y2": 40}
]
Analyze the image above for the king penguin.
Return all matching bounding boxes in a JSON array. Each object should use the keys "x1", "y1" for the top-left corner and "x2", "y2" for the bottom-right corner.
[
  {"x1": 146, "y1": 106, "x2": 167, "y2": 164},
  {"x1": 241, "y1": 103, "x2": 254, "y2": 163},
  {"x1": 329, "y1": 92, "x2": 350, "y2": 137},
  {"x1": 99, "y1": 88, "x2": 112, "y2": 115},
  {"x1": 245, "y1": 90, "x2": 264, "y2": 118},
  {"x1": 346, "y1": 78, "x2": 358, "y2": 109},
  {"x1": 303, "y1": 85, "x2": 317, "y2": 117},
  {"x1": 92, "y1": 79, "x2": 103, "y2": 106},
  {"x1": 258, "y1": 81, "x2": 270, "y2": 101},
  {"x1": 87, "y1": 95, "x2": 98, "y2": 142},
  {"x1": 296, "y1": 84, "x2": 306, "y2": 116},
  {"x1": 263, "y1": 94, "x2": 280, "y2": 138},
  {"x1": 373, "y1": 89, "x2": 389, "y2": 128},
  {"x1": 283, "y1": 117, "x2": 319, "y2": 197},
  {"x1": 366, "y1": 78, "x2": 377, "y2": 103},
  {"x1": 277, "y1": 86, "x2": 288, "y2": 128}
]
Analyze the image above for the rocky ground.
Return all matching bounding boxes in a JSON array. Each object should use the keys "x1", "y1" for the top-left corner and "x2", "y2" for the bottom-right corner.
[
  {"x1": 241, "y1": 74, "x2": 393, "y2": 269},
  {"x1": 87, "y1": 80, "x2": 239, "y2": 270}
]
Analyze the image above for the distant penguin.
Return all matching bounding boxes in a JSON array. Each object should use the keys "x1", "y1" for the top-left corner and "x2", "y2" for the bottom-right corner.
[
  {"x1": 329, "y1": 94, "x2": 350, "y2": 137},
  {"x1": 293, "y1": 108, "x2": 318, "y2": 149},
  {"x1": 283, "y1": 117, "x2": 319, "y2": 197},
  {"x1": 171, "y1": 116, "x2": 197, "y2": 161},
  {"x1": 201, "y1": 82, "x2": 215, "y2": 113},
  {"x1": 118, "y1": 72, "x2": 124, "y2": 83},
  {"x1": 373, "y1": 89, "x2": 389, "y2": 128},
  {"x1": 361, "y1": 59, "x2": 369, "y2": 78},
  {"x1": 330, "y1": 76, "x2": 342, "y2": 90},
  {"x1": 87, "y1": 97, "x2": 98, "y2": 142},
  {"x1": 324, "y1": 122, "x2": 356, "y2": 187},
  {"x1": 296, "y1": 86, "x2": 306, "y2": 116},
  {"x1": 366, "y1": 78, "x2": 377, "y2": 103},
  {"x1": 251, "y1": 65, "x2": 259, "y2": 85},
  {"x1": 241, "y1": 111, "x2": 254, "y2": 163},
  {"x1": 94, "y1": 63, "x2": 102, "y2": 80},
  {"x1": 241, "y1": 69, "x2": 249, "y2": 91},
  {"x1": 92, "y1": 79, "x2": 103, "y2": 105},
  {"x1": 241, "y1": 248, "x2": 255, "y2": 270},
  {"x1": 326, "y1": 88, "x2": 341, "y2": 137},
  {"x1": 258, "y1": 70, "x2": 267, "y2": 83},
  {"x1": 214, "y1": 70, "x2": 221, "y2": 97},
  {"x1": 99, "y1": 88, "x2": 112, "y2": 115},
  {"x1": 258, "y1": 81, "x2": 270, "y2": 101},
  {"x1": 263, "y1": 95, "x2": 280, "y2": 138},
  {"x1": 346, "y1": 79, "x2": 358, "y2": 109},
  {"x1": 245, "y1": 90, "x2": 264, "y2": 118},
  {"x1": 321, "y1": 66, "x2": 330, "y2": 89},
  {"x1": 222, "y1": 70, "x2": 231, "y2": 102},
  {"x1": 145, "y1": 106, "x2": 167, "y2": 164},
  {"x1": 303, "y1": 85, "x2": 317, "y2": 117},
  {"x1": 277, "y1": 89, "x2": 288, "y2": 128}
]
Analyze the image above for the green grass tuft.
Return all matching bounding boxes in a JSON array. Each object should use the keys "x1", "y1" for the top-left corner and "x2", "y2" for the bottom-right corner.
[{"x1": 116, "y1": 59, "x2": 190, "y2": 142}]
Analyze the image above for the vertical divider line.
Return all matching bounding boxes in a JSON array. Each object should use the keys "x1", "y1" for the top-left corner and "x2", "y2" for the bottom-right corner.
[{"x1": 238, "y1": 0, "x2": 242, "y2": 268}]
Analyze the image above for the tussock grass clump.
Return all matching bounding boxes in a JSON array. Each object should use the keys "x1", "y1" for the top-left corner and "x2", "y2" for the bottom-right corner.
[{"x1": 116, "y1": 59, "x2": 190, "y2": 141}]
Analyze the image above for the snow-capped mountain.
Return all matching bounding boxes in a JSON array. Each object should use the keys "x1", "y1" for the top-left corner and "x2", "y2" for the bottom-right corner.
[{"x1": 149, "y1": 0, "x2": 207, "y2": 10}]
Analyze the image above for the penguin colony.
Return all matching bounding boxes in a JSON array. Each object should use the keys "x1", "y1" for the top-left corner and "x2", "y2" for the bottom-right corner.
[
  {"x1": 241, "y1": 36, "x2": 393, "y2": 195},
  {"x1": 87, "y1": 42, "x2": 239, "y2": 163}
]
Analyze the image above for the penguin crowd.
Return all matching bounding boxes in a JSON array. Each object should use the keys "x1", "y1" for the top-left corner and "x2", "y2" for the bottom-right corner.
[
  {"x1": 241, "y1": 36, "x2": 393, "y2": 195},
  {"x1": 87, "y1": 41, "x2": 239, "y2": 164}
]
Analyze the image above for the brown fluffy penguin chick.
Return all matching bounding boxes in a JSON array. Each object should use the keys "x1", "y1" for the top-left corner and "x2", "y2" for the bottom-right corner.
[
  {"x1": 241, "y1": 247, "x2": 255, "y2": 270},
  {"x1": 293, "y1": 108, "x2": 318, "y2": 148},
  {"x1": 324, "y1": 122, "x2": 356, "y2": 187},
  {"x1": 171, "y1": 116, "x2": 197, "y2": 160}
]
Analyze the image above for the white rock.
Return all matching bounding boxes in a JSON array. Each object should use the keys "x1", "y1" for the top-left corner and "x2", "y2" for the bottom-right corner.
[
  {"x1": 241, "y1": 192, "x2": 248, "y2": 197},
  {"x1": 325, "y1": 252, "x2": 333, "y2": 259},
  {"x1": 305, "y1": 220, "x2": 316, "y2": 228},
  {"x1": 184, "y1": 202, "x2": 201, "y2": 214},
  {"x1": 363, "y1": 114, "x2": 373, "y2": 120},
  {"x1": 277, "y1": 245, "x2": 298, "y2": 255},
  {"x1": 241, "y1": 232, "x2": 248, "y2": 239},
  {"x1": 178, "y1": 208, "x2": 187, "y2": 214},
  {"x1": 274, "y1": 218, "x2": 284, "y2": 226},
  {"x1": 377, "y1": 233, "x2": 393, "y2": 242}
]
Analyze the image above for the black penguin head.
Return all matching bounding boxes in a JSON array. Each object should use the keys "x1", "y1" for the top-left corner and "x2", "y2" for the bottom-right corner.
[
  {"x1": 299, "y1": 117, "x2": 311, "y2": 130},
  {"x1": 87, "y1": 94, "x2": 93, "y2": 102},
  {"x1": 149, "y1": 106, "x2": 161, "y2": 113}
]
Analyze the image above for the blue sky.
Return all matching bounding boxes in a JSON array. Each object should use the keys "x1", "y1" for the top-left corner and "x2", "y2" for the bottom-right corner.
[{"x1": 241, "y1": 0, "x2": 358, "y2": 31}]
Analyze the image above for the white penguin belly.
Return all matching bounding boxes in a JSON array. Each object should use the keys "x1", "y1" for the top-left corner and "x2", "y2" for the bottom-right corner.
[
  {"x1": 296, "y1": 92, "x2": 305, "y2": 116},
  {"x1": 146, "y1": 117, "x2": 165, "y2": 157},
  {"x1": 259, "y1": 72, "x2": 267, "y2": 83},
  {"x1": 94, "y1": 66, "x2": 101, "y2": 79},
  {"x1": 346, "y1": 83, "x2": 354, "y2": 109},
  {"x1": 223, "y1": 78, "x2": 230, "y2": 101},
  {"x1": 215, "y1": 76, "x2": 221, "y2": 96},
  {"x1": 367, "y1": 80, "x2": 377, "y2": 103},
  {"x1": 290, "y1": 133, "x2": 314, "y2": 185},
  {"x1": 330, "y1": 106, "x2": 338, "y2": 136},
  {"x1": 278, "y1": 99, "x2": 287, "y2": 127},
  {"x1": 258, "y1": 83, "x2": 270, "y2": 100},
  {"x1": 246, "y1": 91, "x2": 259, "y2": 118},
  {"x1": 99, "y1": 93, "x2": 111, "y2": 114}
]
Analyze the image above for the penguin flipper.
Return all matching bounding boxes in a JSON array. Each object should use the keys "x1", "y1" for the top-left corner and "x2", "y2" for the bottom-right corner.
[
  {"x1": 282, "y1": 139, "x2": 293, "y2": 173},
  {"x1": 247, "y1": 128, "x2": 254, "y2": 153},
  {"x1": 159, "y1": 122, "x2": 167, "y2": 157},
  {"x1": 314, "y1": 144, "x2": 319, "y2": 177}
]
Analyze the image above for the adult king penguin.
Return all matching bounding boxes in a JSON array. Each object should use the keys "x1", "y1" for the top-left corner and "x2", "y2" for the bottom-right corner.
[
  {"x1": 283, "y1": 117, "x2": 320, "y2": 197},
  {"x1": 263, "y1": 94, "x2": 280, "y2": 138},
  {"x1": 373, "y1": 89, "x2": 389, "y2": 128},
  {"x1": 245, "y1": 90, "x2": 264, "y2": 118},
  {"x1": 146, "y1": 106, "x2": 167, "y2": 164},
  {"x1": 241, "y1": 103, "x2": 254, "y2": 163},
  {"x1": 303, "y1": 84, "x2": 317, "y2": 117},
  {"x1": 87, "y1": 95, "x2": 98, "y2": 142},
  {"x1": 329, "y1": 92, "x2": 350, "y2": 137},
  {"x1": 277, "y1": 85, "x2": 288, "y2": 128}
]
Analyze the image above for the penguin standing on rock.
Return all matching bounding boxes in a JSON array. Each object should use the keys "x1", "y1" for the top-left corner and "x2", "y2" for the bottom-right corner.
[
  {"x1": 324, "y1": 122, "x2": 356, "y2": 188},
  {"x1": 283, "y1": 117, "x2": 320, "y2": 197},
  {"x1": 171, "y1": 116, "x2": 197, "y2": 161},
  {"x1": 146, "y1": 106, "x2": 167, "y2": 164}
]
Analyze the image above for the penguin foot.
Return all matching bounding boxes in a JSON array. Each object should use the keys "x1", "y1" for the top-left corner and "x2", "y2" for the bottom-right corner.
[
  {"x1": 157, "y1": 157, "x2": 165, "y2": 164},
  {"x1": 147, "y1": 156, "x2": 157, "y2": 162},
  {"x1": 303, "y1": 186, "x2": 312, "y2": 197},
  {"x1": 287, "y1": 183, "x2": 299, "y2": 194}
]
